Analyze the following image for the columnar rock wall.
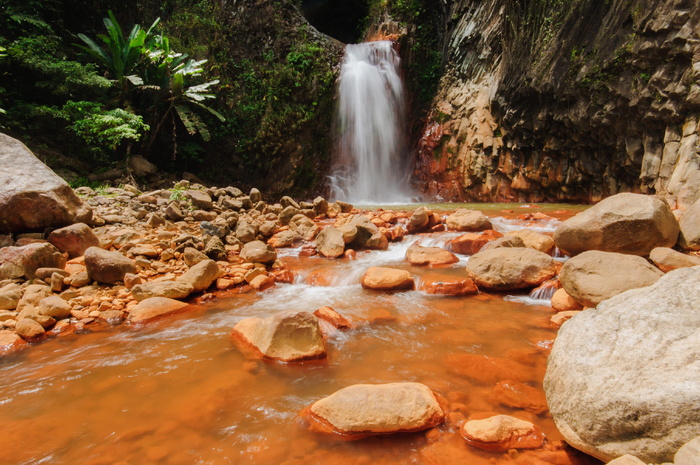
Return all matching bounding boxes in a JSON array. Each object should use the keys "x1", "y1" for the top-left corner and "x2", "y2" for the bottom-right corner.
[{"x1": 413, "y1": 0, "x2": 700, "y2": 207}]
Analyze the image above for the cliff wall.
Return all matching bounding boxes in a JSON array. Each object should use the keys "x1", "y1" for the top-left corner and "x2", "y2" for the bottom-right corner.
[{"x1": 413, "y1": 0, "x2": 699, "y2": 207}]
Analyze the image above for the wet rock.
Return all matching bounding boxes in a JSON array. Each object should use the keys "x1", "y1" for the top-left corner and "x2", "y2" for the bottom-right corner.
[
  {"x1": 675, "y1": 436, "x2": 700, "y2": 465},
  {"x1": 0, "y1": 242, "x2": 66, "y2": 279},
  {"x1": 559, "y1": 250, "x2": 663, "y2": 307},
  {"x1": 249, "y1": 274, "x2": 275, "y2": 292},
  {"x1": 0, "y1": 133, "x2": 92, "y2": 233},
  {"x1": 461, "y1": 415, "x2": 544, "y2": 452},
  {"x1": 289, "y1": 214, "x2": 320, "y2": 241},
  {"x1": 554, "y1": 193, "x2": 679, "y2": 256},
  {"x1": 37, "y1": 295, "x2": 71, "y2": 320},
  {"x1": 421, "y1": 277, "x2": 478, "y2": 296},
  {"x1": 679, "y1": 198, "x2": 700, "y2": 250},
  {"x1": 405, "y1": 244, "x2": 459, "y2": 266},
  {"x1": 492, "y1": 381, "x2": 548, "y2": 414},
  {"x1": 131, "y1": 280, "x2": 194, "y2": 301},
  {"x1": 129, "y1": 297, "x2": 189, "y2": 323},
  {"x1": 15, "y1": 317, "x2": 45, "y2": 340},
  {"x1": 307, "y1": 383, "x2": 444, "y2": 438},
  {"x1": 504, "y1": 229, "x2": 555, "y2": 254},
  {"x1": 183, "y1": 247, "x2": 208, "y2": 267},
  {"x1": 0, "y1": 283, "x2": 22, "y2": 310},
  {"x1": 241, "y1": 241, "x2": 277, "y2": 265},
  {"x1": 446, "y1": 209, "x2": 492, "y2": 232},
  {"x1": 315, "y1": 227, "x2": 345, "y2": 259},
  {"x1": 313, "y1": 306, "x2": 353, "y2": 330},
  {"x1": 0, "y1": 329, "x2": 26, "y2": 354},
  {"x1": 364, "y1": 231, "x2": 389, "y2": 250},
  {"x1": 360, "y1": 267, "x2": 415, "y2": 291},
  {"x1": 407, "y1": 207, "x2": 431, "y2": 233},
  {"x1": 47, "y1": 223, "x2": 100, "y2": 258},
  {"x1": 545, "y1": 267, "x2": 700, "y2": 463},
  {"x1": 179, "y1": 259, "x2": 220, "y2": 293},
  {"x1": 550, "y1": 288, "x2": 583, "y2": 311},
  {"x1": 649, "y1": 247, "x2": 700, "y2": 272},
  {"x1": 445, "y1": 353, "x2": 531, "y2": 384},
  {"x1": 231, "y1": 310, "x2": 326, "y2": 362},
  {"x1": 449, "y1": 230, "x2": 503, "y2": 255},
  {"x1": 84, "y1": 247, "x2": 136, "y2": 284},
  {"x1": 466, "y1": 247, "x2": 556, "y2": 291}
]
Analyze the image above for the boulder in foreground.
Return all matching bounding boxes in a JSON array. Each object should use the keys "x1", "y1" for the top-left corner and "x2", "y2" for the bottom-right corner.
[
  {"x1": 545, "y1": 266, "x2": 700, "y2": 463},
  {"x1": 306, "y1": 382, "x2": 444, "y2": 438},
  {"x1": 553, "y1": 192, "x2": 678, "y2": 256},
  {"x1": 0, "y1": 133, "x2": 92, "y2": 233},
  {"x1": 231, "y1": 311, "x2": 325, "y2": 362}
]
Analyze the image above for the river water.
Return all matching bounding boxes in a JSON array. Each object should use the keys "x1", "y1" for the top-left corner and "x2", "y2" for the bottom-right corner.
[{"x1": 0, "y1": 205, "x2": 598, "y2": 465}]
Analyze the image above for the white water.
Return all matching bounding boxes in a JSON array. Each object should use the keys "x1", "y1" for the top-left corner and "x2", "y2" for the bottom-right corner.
[{"x1": 329, "y1": 41, "x2": 414, "y2": 204}]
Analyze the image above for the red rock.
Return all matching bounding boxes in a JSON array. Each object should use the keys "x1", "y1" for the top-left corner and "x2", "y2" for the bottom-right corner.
[
  {"x1": 421, "y1": 278, "x2": 478, "y2": 296},
  {"x1": 313, "y1": 306, "x2": 353, "y2": 330},
  {"x1": 445, "y1": 353, "x2": 533, "y2": 384},
  {"x1": 449, "y1": 230, "x2": 503, "y2": 255},
  {"x1": 461, "y1": 414, "x2": 545, "y2": 452},
  {"x1": 493, "y1": 380, "x2": 548, "y2": 414}
]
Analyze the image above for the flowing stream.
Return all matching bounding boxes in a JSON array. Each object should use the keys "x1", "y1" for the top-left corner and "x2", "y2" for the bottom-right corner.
[
  {"x1": 329, "y1": 41, "x2": 414, "y2": 204},
  {"x1": 0, "y1": 209, "x2": 600, "y2": 465}
]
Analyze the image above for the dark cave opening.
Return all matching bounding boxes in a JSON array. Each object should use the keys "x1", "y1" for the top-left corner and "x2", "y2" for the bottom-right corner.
[{"x1": 300, "y1": 0, "x2": 370, "y2": 44}]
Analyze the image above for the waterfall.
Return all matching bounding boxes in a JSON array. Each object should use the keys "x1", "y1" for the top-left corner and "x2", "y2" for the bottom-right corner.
[{"x1": 329, "y1": 41, "x2": 414, "y2": 204}]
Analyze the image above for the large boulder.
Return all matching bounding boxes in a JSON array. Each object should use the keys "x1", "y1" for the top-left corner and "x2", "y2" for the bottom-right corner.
[
  {"x1": 315, "y1": 227, "x2": 345, "y2": 259},
  {"x1": 307, "y1": 383, "x2": 444, "y2": 438},
  {"x1": 47, "y1": 223, "x2": 100, "y2": 258},
  {"x1": 0, "y1": 133, "x2": 92, "y2": 233},
  {"x1": 84, "y1": 247, "x2": 136, "y2": 284},
  {"x1": 179, "y1": 259, "x2": 220, "y2": 292},
  {"x1": 544, "y1": 266, "x2": 700, "y2": 463},
  {"x1": 465, "y1": 247, "x2": 556, "y2": 291},
  {"x1": 231, "y1": 311, "x2": 326, "y2": 362},
  {"x1": 559, "y1": 250, "x2": 664, "y2": 307},
  {"x1": 0, "y1": 242, "x2": 66, "y2": 279},
  {"x1": 446, "y1": 209, "x2": 492, "y2": 232},
  {"x1": 240, "y1": 240, "x2": 277, "y2": 265},
  {"x1": 553, "y1": 193, "x2": 679, "y2": 256},
  {"x1": 504, "y1": 229, "x2": 555, "y2": 254},
  {"x1": 360, "y1": 267, "x2": 415, "y2": 291},
  {"x1": 405, "y1": 244, "x2": 458, "y2": 267},
  {"x1": 679, "y1": 197, "x2": 700, "y2": 250}
]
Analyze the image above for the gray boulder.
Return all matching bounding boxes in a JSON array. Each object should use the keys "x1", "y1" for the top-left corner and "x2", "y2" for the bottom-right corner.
[
  {"x1": 545, "y1": 266, "x2": 700, "y2": 463},
  {"x1": 554, "y1": 193, "x2": 678, "y2": 256},
  {"x1": 0, "y1": 133, "x2": 92, "y2": 233}
]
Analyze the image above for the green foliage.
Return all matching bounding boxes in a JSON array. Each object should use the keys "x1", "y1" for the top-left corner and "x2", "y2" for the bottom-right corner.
[{"x1": 62, "y1": 100, "x2": 149, "y2": 151}]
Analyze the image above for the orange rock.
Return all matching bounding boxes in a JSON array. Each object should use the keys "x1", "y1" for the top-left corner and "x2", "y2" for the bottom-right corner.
[
  {"x1": 406, "y1": 244, "x2": 459, "y2": 267},
  {"x1": 270, "y1": 269, "x2": 295, "y2": 284},
  {"x1": 363, "y1": 308, "x2": 397, "y2": 324},
  {"x1": 551, "y1": 288, "x2": 583, "y2": 311},
  {"x1": 450, "y1": 230, "x2": 503, "y2": 255},
  {"x1": 461, "y1": 414, "x2": 545, "y2": 452},
  {"x1": 249, "y1": 274, "x2": 275, "y2": 292},
  {"x1": 343, "y1": 249, "x2": 357, "y2": 260},
  {"x1": 389, "y1": 225, "x2": 406, "y2": 241},
  {"x1": 313, "y1": 306, "x2": 354, "y2": 330},
  {"x1": 492, "y1": 380, "x2": 548, "y2": 414},
  {"x1": 422, "y1": 278, "x2": 478, "y2": 296},
  {"x1": 360, "y1": 267, "x2": 415, "y2": 291},
  {"x1": 445, "y1": 353, "x2": 533, "y2": 384}
]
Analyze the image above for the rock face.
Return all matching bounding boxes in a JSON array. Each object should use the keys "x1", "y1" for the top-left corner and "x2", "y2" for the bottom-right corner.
[
  {"x1": 553, "y1": 193, "x2": 679, "y2": 256},
  {"x1": 405, "y1": 244, "x2": 459, "y2": 266},
  {"x1": 47, "y1": 223, "x2": 100, "y2": 258},
  {"x1": 0, "y1": 133, "x2": 92, "y2": 233},
  {"x1": 545, "y1": 266, "x2": 700, "y2": 463},
  {"x1": 360, "y1": 267, "x2": 415, "y2": 291},
  {"x1": 461, "y1": 415, "x2": 545, "y2": 452},
  {"x1": 84, "y1": 247, "x2": 136, "y2": 284},
  {"x1": 231, "y1": 311, "x2": 326, "y2": 362},
  {"x1": 0, "y1": 242, "x2": 66, "y2": 279},
  {"x1": 559, "y1": 250, "x2": 664, "y2": 307},
  {"x1": 679, "y1": 198, "x2": 700, "y2": 250},
  {"x1": 466, "y1": 247, "x2": 556, "y2": 291},
  {"x1": 308, "y1": 383, "x2": 444, "y2": 437}
]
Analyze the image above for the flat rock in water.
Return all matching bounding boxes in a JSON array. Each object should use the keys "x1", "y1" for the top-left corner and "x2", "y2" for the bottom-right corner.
[
  {"x1": 231, "y1": 311, "x2": 325, "y2": 362},
  {"x1": 360, "y1": 267, "x2": 415, "y2": 291},
  {"x1": 553, "y1": 192, "x2": 678, "y2": 256},
  {"x1": 559, "y1": 250, "x2": 663, "y2": 307},
  {"x1": 129, "y1": 297, "x2": 190, "y2": 323},
  {"x1": 405, "y1": 244, "x2": 458, "y2": 266},
  {"x1": 307, "y1": 383, "x2": 444, "y2": 438},
  {"x1": 544, "y1": 266, "x2": 700, "y2": 463},
  {"x1": 0, "y1": 133, "x2": 92, "y2": 233},
  {"x1": 466, "y1": 247, "x2": 556, "y2": 291},
  {"x1": 461, "y1": 415, "x2": 545, "y2": 452}
]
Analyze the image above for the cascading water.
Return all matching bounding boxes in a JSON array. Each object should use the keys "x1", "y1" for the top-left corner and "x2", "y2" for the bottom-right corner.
[{"x1": 329, "y1": 41, "x2": 414, "y2": 204}]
